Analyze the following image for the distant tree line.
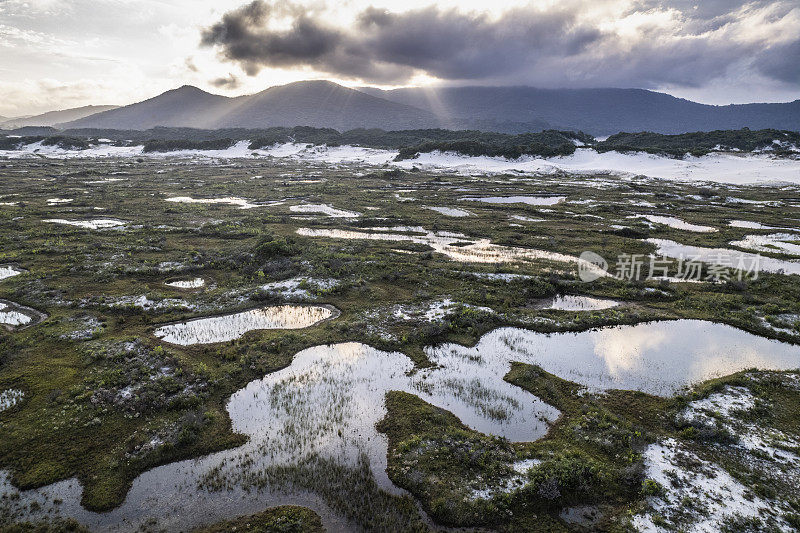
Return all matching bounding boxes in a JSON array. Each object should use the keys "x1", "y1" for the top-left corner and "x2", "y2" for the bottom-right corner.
[
  {"x1": 596, "y1": 128, "x2": 800, "y2": 157},
  {"x1": 1, "y1": 126, "x2": 797, "y2": 159}
]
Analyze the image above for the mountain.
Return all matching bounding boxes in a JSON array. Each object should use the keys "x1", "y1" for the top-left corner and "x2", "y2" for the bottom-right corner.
[
  {"x1": 62, "y1": 86, "x2": 229, "y2": 130},
  {"x1": 58, "y1": 81, "x2": 800, "y2": 134},
  {"x1": 1, "y1": 105, "x2": 118, "y2": 129},
  {"x1": 63, "y1": 81, "x2": 439, "y2": 131},
  {"x1": 360, "y1": 86, "x2": 800, "y2": 135},
  {"x1": 217, "y1": 80, "x2": 437, "y2": 130}
]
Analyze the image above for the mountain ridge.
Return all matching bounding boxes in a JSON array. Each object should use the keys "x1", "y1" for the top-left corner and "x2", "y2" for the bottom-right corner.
[
  {"x1": 1, "y1": 105, "x2": 119, "y2": 129},
  {"x1": 57, "y1": 81, "x2": 800, "y2": 134}
]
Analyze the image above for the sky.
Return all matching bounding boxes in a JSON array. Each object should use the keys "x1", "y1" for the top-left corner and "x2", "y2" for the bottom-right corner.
[{"x1": 0, "y1": 0, "x2": 798, "y2": 116}]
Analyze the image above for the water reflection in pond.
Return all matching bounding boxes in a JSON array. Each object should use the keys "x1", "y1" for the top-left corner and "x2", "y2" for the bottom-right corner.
[
  {"x1": 647, "y1": 238, "x2": 800, "y2": 275},
  {"x1": 4, "y1": 320, "x2": 799, "y2": 531},
  {"x1": 542, "y1": 295, "x2": 620, "y2": 311},
  {"x1": 154, "y1": 305, "x2": 336, "y2": 345},
  {"x1": 297, "y1": 227, "x2": 608, "y2": 277},
  {"x1": 459, "y1": 196, "x2": 565, "y2": 206},
  {"x1": 454, "y1": 320, "x2": 800, "y2": 396}
]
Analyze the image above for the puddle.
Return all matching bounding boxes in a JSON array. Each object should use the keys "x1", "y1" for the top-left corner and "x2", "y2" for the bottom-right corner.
[
  {"x1": 460, "y1": 195, "x2": 565, "y2": 206},
  {"x1": 297, "y1": 227, "x2": 608, "y2": 276},
  {"x1": 153, "y1": 305, "x2": 337, "y2": 345},
  {"x1": 647, "y1": 238, "x2": 800, "y2": 275},
  {"x1": 729, "y1": 220, "x2": 797, "y2": 231},
  {"x1": 46, "y1": 198, "x2": 73, "y2": 205},
  {"x1": 730, "y1": 233, "x2": 800, "y2": 256},
  {"x1": 542, "y1": 295, "x2": 620, "y2": 311},
  {"x1": 0, "y1": 265, "x2": 23, "y2": 282},
  {"x1": 289, "y1": 204, "x2": 360, "y2": 218},
  {"x1": 165, "y1": 278, "x2": 205, "y2": 289},
  {"x1": 424, "y1": 206, "x2": 471, "y2": 217},
  {"x1": 165, "y1": 196, "x2": 268, "y2": 209},
  {"x1": 632, "y1": 215, "x2": 717, "y2": 233},
  {"x1": 510, "y1": 215, "x2": 545, "y2": 222},
  {"x1": 44, "y1": 219, "x2": 126, "y2": 229},
  {"x1": 0, "y1": 299, "x2": 46, "y2": 330},
  {"x1": 0, "y1": 389, "x2": 23, "y2": 412}
]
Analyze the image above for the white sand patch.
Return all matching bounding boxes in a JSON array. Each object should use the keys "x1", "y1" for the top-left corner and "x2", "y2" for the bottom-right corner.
[
  {"x1": 256, "y1": 143, "x2": 395, "y2": 165},
  {"x1": 393, "y1": 149, "x2": 800, "y2": 185},
  {"x1": 260, "y1": 277, "x2": 339, "y2": 300},
  {"x1": 111, "y1": 295, "x2": 193, "y2": 311},
  {"x1": 0, "y1": 141, "x2": 144, "y2": 159},
  {"x1": 633, "y1": 438, "x2": 783, "y2": 532},
  {"x1": 0, "y1": 389, "x2": 23, "y2": 412}
]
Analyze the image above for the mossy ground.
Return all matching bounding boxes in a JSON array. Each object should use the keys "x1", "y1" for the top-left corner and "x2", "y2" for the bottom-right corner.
[
  {"x1": 192, "y1": 505, "x2": 324, "y2": 533},
  {"x1": 0, "y1": 155, "x2": 799, "y2": 528}
]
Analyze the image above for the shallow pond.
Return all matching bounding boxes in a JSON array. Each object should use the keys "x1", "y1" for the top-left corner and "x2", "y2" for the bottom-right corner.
[
  {"x1": 648, "y1": 238, "x2": 800, "y2": 275},
  {"x1": 153, "y1": 305, "x2": 337, "y2": 345},
  {"x1": 165, "y1": 277, "x2": 205, "y2": 289},
  {"x1": 459, "y1": 195, "x2": 565, "y2": 206},
  {"x1": 436, "y1": 321, "x2": 800, "y2": 397},
  {"x1": 0, "y1": 299, "x2": 45, "y2": 330},
  {"x1": 165, "y1": 196, "x2": 267, "y2": 209},
  {"x1": 289, "y1": 204, "x2": 360, "y2": 218},
  {"x1": 729, "y1": 220, "x2": 797, "y2": 231},
  {"x1": 3, "y1": 320, "x2": 799, "y2": 531},
  {"x1": 296, "y1": 227, "x2": 608, "y2": 277},
  {"x1": 44, "y1": 218, "x2": 126, "y2": 229},
  {"x1": 542, "y1": 295, "x2": 620, "y2": 311},
  {"x1": 424, "y1": 206, "x2": 471, "y2": 217},
  {"x1": 633, "y1": 215, "x2": 717, "y2": 233},
  {"x1": 0, "y1": 265, "x2": 23, "y2": 282},
  {"x1": 730, "y1": 233, "x2": 800, "y2": 256}
]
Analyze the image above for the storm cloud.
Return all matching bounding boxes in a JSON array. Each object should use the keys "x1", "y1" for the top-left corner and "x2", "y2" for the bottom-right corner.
[{"x1": 200, "y1": 0, "x2": 800, "y2": 90}]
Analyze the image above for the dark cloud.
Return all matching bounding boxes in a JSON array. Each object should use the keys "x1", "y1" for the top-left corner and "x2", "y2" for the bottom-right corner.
[
  {"x1": 756, "y1": 40, "x2": 800, "y2": 85},
  {"x1": 210, "y1": 73, "x2": 241, "y2": 89},
  {"x1": 200, "y1": 0, "x2": 800, "y2": 89}
]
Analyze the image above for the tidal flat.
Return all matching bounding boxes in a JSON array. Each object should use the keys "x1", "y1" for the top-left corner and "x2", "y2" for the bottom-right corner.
[{"x1": 1, "y1": 153, "x2": 800, "y2": 532}]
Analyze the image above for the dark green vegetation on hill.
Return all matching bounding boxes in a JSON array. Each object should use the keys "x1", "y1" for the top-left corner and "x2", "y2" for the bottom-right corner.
[
  {"x1": 0, "y1": 154, "x2": 799, "y2": 530},
  {"x1": 597, "y1": 128, "x2": 800, "y2": 157},
  {"x1": 3, "y1": 126, "x2": 798, "y2": 160}
]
